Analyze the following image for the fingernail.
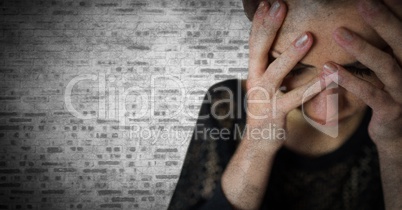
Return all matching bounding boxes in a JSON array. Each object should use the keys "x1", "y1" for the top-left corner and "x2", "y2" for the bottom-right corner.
[
  {"x1": 295, "y1": 34, "x2": 308, "y2": 48},
  {"x1": 269, "y1": 1, "x2": 280, "y2": 17},
  {"x1": 257, "y1": 1, "x2": 266, "y2": 16},
  {"x1": 338, "y1": 28, "x2": 354, "y2": 42},
  {"x1": 258, "y1": 1, "x2": 265, "y2": 9},
  {"x1": 323, "y1": 63, "x2": 338, "y2": 75}
]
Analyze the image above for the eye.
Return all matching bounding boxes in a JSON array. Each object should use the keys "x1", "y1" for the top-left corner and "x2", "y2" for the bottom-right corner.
[
  {"x1": 347, "y1": 67, "x2": 373, "y2": 77},
  {"x1": 285, "y1": 68, "x2": 305, "y2": 78}
]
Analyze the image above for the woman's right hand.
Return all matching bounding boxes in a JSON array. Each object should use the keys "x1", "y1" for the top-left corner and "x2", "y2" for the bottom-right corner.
[{"x1": 245, "y1": 0, "x2": 329, "y2": 149}]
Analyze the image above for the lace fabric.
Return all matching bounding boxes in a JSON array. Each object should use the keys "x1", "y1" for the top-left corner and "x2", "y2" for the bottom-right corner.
[{"x1": 168, "y1": 79, "x2": 384, "y2": 210}]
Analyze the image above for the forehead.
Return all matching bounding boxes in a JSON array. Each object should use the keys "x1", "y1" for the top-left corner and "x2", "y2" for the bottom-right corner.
[{"x1": 271, "y1": 4, "x2": 387, "y2": 65}]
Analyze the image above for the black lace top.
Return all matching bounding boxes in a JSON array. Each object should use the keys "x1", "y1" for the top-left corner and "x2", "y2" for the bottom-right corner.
[{"x1": 168, "y1": 79, "x2": 385, "y2": 210}]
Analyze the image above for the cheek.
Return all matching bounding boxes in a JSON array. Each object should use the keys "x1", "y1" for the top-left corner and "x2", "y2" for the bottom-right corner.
[{"x1": 344, "y1": 91, "x2": 367, "y2": 109}]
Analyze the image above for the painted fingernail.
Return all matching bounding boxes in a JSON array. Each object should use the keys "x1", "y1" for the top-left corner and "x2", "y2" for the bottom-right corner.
[
  {"x1": 269, "y1": 1, "x2": 280, "y2": 17},
  {"x1": 338, "y1": 28, "x2": 354, "y2": 42},
  {"x1": 323, "y1": 63, "x2": 338, "y2": 75},
  {"x1": 295, "y1": 34, "x2": 308, "y2": 48},
  {"x1": 257, "y1": 1, "x2": 266, "y2": 16}
]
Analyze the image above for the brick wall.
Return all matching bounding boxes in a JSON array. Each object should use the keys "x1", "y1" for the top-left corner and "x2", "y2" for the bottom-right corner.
[{"x1": 0, "y1": 0, "x2": 250, "y2": 209}]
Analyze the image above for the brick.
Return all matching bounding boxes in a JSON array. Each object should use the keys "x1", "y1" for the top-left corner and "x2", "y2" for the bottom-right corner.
[
  {"x1": 95, "y1": 3, "x2": 119, "y2": 7},
  {"x1": 128, "y1": 190, "x2": 151, "y2": 195},
  {"x1": 21, "y1": 146, "x2": 32, "y2": 151},
  {"x1": 200, "y1": 68, "x2": 223, "y2": 73},
  {"x1": 83, "y1": 169, "x2": 107, "y2": 173},
  {"x1": 52, "y1": 10, "x2": 76, "y2": 15},
  {"x1": 100, "y1": 204, "x2": 121, "y2": 208},
  {"x1": 228, "y1": 67, "x2": 248, "y2": 73},
  {"x1": 25, "y1": 168, "x2": 48, "y2": 173},
  {"x1": 24, "y1": 113, "x2": 47, "y2": 117},
  {"x1": 229, "y1": 40, "x2": 248, "y2": 44},
  {"x1": 0, "y1": 68, "x2": 15, "y2": 74},
  {"x1": 0, "y1": 183, "x2": 21, "y2": 187},
  {"x1": 111, "y1": 197, "x2": 135, "y2": 202},
  {"x1": 97, "y1": 190, "x2": 121, "y2": 195},
  {"x1": 215, "y1": 74, "x2": 237, "y2": 80},
  {"x1": 22, "y1": 96, "x2": 48, "y2": 103},
  {"x1": 98, "y1": 161, "x2": 120, "y2": 166},
  {"x1": 143, "y1": 9, "x2": 164, "y2": 14},
  {"x1": 126, "y1": 61, "x2": 148, "y2": 66},
  {"x1": 53, "y1": 168, "x2": 76, "y2": 172},
  {"x1": 9, "y1": 118, "x2": 32, "y2": 123},
  {"x1": 0, "y1": 169, "x2": 20, "y2": 174},
  {"x1": 155, "y1": 175, "x2": 178, "y2": 179},
  {"x1": 155, "y1": 148, "x2": 178, "y2": 152},
  {"x1": 0, "y1": 125, "x2": 19, "y2": 130},
  {"x1": 96, "y1": 119, "x2": 119, "y2": 124},
  {"x1": 199, "y1": 38, "x2": 223, "y2": 43},
  {"x1": 0, "y1": 112, "x2": 18, "y2": 116},
  {"x1": 216, "y1": 45, "x2": 239, "y2": 51},
  {"x1": 0, "y1": 96, "x2": 20, "y2": 101},
  {"x1": 165, "y1": 161, "x2": 178, "y2": 166},
  {"x1": 41, "y1": 162, "x2": 62, "y2": 166},
  {"x1": 41, "y1": 190, "x2": 65, "y2": 194},
  {"x1": 155, "y1": 190, "x2": 165, "y2": 194},
  {"x1": 154, "y1": 154, "x2": 166, "y2": 159},
  {"x1": 126, "y1": 45, "x2": 150, "y2": 51},
  {"x1": 47, "y1": 147, "x2": 63, "y2": 153},
  {"x1": 188, "y1": 45, "x2": 208, "y2": 50},
  {"x1": 10, "y1": 190, "x2": 34, "y2": 194}
]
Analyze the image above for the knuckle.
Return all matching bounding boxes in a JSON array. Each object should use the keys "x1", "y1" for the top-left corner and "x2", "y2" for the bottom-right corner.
[
  {"x1": 355, "y1": 39, "x2": 368, "y2": 52},
  {"x1": 383, "y1": 55, "x2": 399, "y2": 72},
  {"x1": 259, "y1": 26, "x2": 275, "y2": 38},
  {"x1": 376, "y1": 91, "x2": 389, "y2": 103},
  {"x1": 275, "y1": 108, "x2": 287, "y2": 118},
  {"x1": 260, "y1": 18, "x2": 279, "y2": 35},
  {"x1": 245, "y1": 79, "x2": 254, "y2": 90},
  {"x1": 393, "y1": 105, "x2": 402, "y2": 117},
  {"x1": 362, "y1": 85, "x2": 379, "y2": 99},
  {"x1": 246, "y1": 79, "x2": 263, "y2": 90},
  {"x1": 380, "y1": 104, "x2": 402, "y2": 122}
]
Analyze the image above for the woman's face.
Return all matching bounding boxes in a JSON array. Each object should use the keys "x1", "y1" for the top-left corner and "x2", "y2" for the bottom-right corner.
[{"x1": 270, "y1": 2, "x2": 387, "y2": 125}]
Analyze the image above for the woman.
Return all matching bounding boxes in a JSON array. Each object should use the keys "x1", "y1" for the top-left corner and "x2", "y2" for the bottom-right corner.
[{"x1": 169, "y1": 0, "x2": 402, "y2": 209}]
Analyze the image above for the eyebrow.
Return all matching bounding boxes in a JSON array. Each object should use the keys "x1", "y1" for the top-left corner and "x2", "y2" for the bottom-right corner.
[{"x1": 270, "y1": 50, "x2": 368, "y2": 69}]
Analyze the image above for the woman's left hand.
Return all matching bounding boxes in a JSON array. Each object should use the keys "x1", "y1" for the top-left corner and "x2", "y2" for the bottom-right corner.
[{"x1": 329, "y1": 0, "x2": 402, "y2": 147}]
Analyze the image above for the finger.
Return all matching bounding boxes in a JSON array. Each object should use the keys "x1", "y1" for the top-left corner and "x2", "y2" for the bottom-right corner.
[
  {"x1": 278, "y1": 72, "x2": 334, "y2": 112},
  {"x1": 264, "y1": 32, "x2": 313, "y2": 89},
  {"x1": 325, "y1": 62, "x2": 394, "y2": 112},
  {"x1": 248, "y1": 0, "x2": 287, "y2": 79},
  {"x1": 382, "y1": 0, "x2": 402, "y2": 20},
  {"x1": 333, "y1": 27, "x2": 402, "y2": 97},
  {"x1": 357, "y1": 0, "x2": 402, "y2": 63}
]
